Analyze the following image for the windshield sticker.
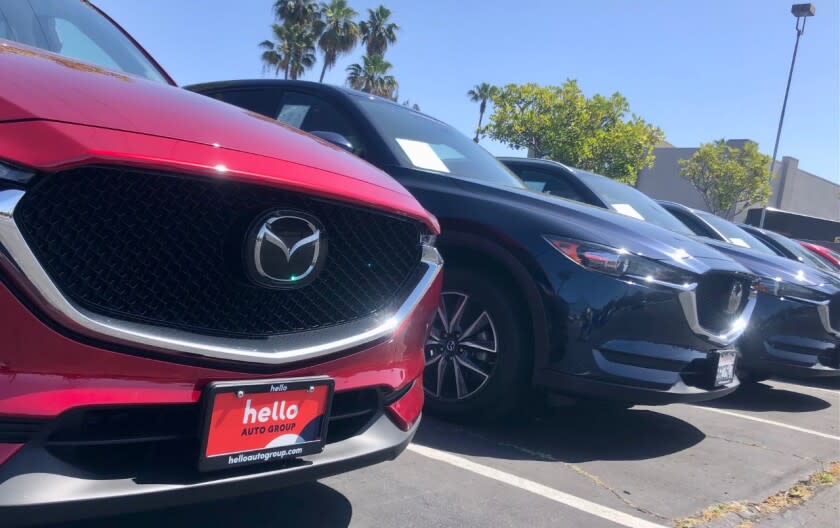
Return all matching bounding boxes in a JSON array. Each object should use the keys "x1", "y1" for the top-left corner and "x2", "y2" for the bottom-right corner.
[
  {"x1": 395, "y1": 138, "x2": 450, "y2": 173},
  {"x1": 612, "y1": 203, "x2": 645, "y2": 221},
  {"x1": 276, "y1": 105, "x2": 311, "y2": 128}
]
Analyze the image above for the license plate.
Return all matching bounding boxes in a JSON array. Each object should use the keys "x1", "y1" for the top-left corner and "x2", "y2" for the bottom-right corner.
[
  {"x1": 198, "y1": 377, "x2": 333, "y2": 472},
  {"x1": 713, "y1": 350, "x2": 736, "y2": 386}
]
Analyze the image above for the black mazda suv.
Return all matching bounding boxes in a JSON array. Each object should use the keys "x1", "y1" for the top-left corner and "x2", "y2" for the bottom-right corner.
[
  {"x1": 501, "y1": 157, "x2": 840, "y2": 381},
  {"x1": 188, "y1": 81, "x2": 758, "y2": 418}
]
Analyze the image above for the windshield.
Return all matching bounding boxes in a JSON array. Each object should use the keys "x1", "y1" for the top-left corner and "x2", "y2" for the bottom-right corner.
[
  {"x1": 353, "y1": 95, "x2": 525, "y2": 188},
  {"x1": 760, "y1": 229, "x2": 839, "y2": 273},
  {"x1": 574, "y1": 169, "x2": 695, "y2": 235},
  {"x1": 694, "y1": 212, "x2": 778, "y2": 255},
  {"x1": 0, "y1": 0, "x2": 168, "y2": 83}
]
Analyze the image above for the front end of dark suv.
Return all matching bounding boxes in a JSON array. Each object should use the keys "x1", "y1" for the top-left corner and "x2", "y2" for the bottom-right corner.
[
  {"x1": 739, "y1": 290, "x2": 840, "y2": 377},
  {"x1": 699, "y1": 240, "x2": 840, "y2": 380},
  {"x1": 535, "y1": 237, "x2": 756, "y2": 404}
]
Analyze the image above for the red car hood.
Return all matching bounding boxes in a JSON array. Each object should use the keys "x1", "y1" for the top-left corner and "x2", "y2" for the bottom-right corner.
[{"x1": 0, "y1": 42, "x2": 436, "y2": 228}]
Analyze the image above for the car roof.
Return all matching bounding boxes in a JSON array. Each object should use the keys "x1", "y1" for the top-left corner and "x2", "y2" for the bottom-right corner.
[
  {"x1": 497, "y1": 157, "x2": 577, "y2": 173},
  {"x1": 184, "y1": 79, "x2": 451, "y2": 127}
]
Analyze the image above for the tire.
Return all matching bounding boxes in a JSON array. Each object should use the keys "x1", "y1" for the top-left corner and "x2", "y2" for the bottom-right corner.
[
  {"x1": 423, "y1": 267, "x2": 531, "y2": 421},
  {"x1": 738, "y1": 368, "x2": 771, "y2": 384}
]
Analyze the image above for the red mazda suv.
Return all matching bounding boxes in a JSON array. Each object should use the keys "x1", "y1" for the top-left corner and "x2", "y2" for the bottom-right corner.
[{"x1": 0, "y1": 1, "x2": 441, "y2": 524}]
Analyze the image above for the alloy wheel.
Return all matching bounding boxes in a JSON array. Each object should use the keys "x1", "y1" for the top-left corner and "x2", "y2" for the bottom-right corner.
[{"x1": 424, "y1": 291, "x2": 498, "y2": 401}]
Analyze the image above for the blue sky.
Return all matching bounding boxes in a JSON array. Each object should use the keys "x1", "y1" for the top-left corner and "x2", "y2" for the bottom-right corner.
[{"x1": 98, "y1": 0, "x2": 839, "y2": 183}]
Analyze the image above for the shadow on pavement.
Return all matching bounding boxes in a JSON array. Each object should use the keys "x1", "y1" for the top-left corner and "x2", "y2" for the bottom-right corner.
[
  {"x1": 414, "y1": 406, "x2": 705, "y2": 464},
  {"x1": 53, "y1": 482, "x2": 352, "y2": 528},
  {"x1": 696, "y1": 381, "x2": 831, "y2": 413},
  {"x1": 775, "y1": 376, "x2": 840, "y2": 392}
]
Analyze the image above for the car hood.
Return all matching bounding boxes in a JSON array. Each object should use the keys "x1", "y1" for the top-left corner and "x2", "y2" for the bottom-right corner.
[
  {"x1": 452, "y1": 178, "x2": 750, "y2": 276},
  {"x1": 703, "y1": 239, "x2": 840, "y2": 294},
  {"x1": 0, "y1": 41, "x2": 410, "y2": 197}
]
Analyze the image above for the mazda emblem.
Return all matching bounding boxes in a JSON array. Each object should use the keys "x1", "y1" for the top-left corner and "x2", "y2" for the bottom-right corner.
[
  {"x1": 245, "y1": 211, "x2": 326, "y2": 289},
  {"x1": 725, "y1": 281, "x2": 744, "y2": 315}
]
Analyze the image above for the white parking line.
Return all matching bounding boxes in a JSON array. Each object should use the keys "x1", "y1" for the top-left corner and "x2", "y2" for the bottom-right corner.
[
  {"x1": 692, "y1": 406, "x2": 840, "y2": 442},
  {"x1": 407, "y1": 444, "x2": 668, "y2": 528}
]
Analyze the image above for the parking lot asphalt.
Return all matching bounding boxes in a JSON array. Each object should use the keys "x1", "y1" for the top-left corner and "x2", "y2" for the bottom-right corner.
[{"x1": 56, "y1": 377, "x2": 840, "y2": 528}]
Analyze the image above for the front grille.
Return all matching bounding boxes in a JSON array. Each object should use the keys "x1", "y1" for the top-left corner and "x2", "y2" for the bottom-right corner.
[
  {"x1": 695, "y1": 273, "x2": 751, "y2": 332},
  {"x1": 42, "y1": 389, "x2": 382, "y2": 476},
  {"x1": 16, "y1": 167, "x2": 423, "y2": 338},
  {"x1": 830, "y1": 296, "x2": 840, "y2": 331}
]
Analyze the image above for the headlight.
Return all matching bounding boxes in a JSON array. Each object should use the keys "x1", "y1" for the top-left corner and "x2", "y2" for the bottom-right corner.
[
  {"x1": 755, "y1": 277, "x2": 828, "y2": 304},
  {"x1": 544, "y1": 236, "x2": 695, "y2": 289},
  {"x1": 0, "y1": 162, "x2": 34, "y2": 185}
]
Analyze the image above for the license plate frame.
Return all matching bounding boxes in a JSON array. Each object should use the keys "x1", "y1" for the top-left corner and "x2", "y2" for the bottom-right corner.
[
  {"x1": 711, "y1": 349, "x2": 736, "y2": 387},
  {"x1": 198, "y1": 376, "x2": 334, "y2": 472}
]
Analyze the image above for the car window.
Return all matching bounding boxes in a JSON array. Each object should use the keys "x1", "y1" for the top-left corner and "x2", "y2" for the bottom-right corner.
[
  {"x1": 513, "y1": 168, "x2": 586, "y2": 202},
  {"x1": 0, "y1": 8, "x2": 12, "y2": 40},
  {"x1": 693, "y1": 211, "x2": 778, "y2": 255},
  {"x1": 760, "y1": 229, "x2": 839, "y2": 273},
  {"x1": 51, "y1": 17, "x2": 120, "y2": 71},
  {"x1": 353, "y1": 94, "x2": 525, "y2": 188},
  {"x1": 207, "y1": 88, "x2": 283, "y2": 118},
  {"x1": 668, "y1": 208, "x2": 715, "y2": 237},
  {"x1": 276, "y1": 92, "x2": 367, "y2": 158},
  {"x1": 571, "y1": 169, "x2": 695, "y2": 235},
  {"x1": 0, "y1": 0, "x2": 168, "y2": 83}
]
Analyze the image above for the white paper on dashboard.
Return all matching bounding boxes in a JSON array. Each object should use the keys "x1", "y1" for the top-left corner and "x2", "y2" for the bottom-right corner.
[
  {"x1": 612, "y1": 203, "x2": 645, "y2": 221},
  {"x1": 395, "y1": 138, "x2": 450, "y2": 173},
  {"x1": 277, "y1": 105, "x2": 311, "y2": 128},
  {"x1": 728, "y1": 238, "x2": 751, "y2": 248}
]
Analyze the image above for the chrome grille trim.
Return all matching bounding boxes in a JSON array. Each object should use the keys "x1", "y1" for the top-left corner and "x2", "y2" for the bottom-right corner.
[
  {"x1": 0, "y1": 188, "x2": 442, "y2": 364},
  {"x1": 677, "y1": 281, "x2": 757, "y2": 346},
  {"x1": 817, "y1": 302, "x2": 840, "y2": 339}
]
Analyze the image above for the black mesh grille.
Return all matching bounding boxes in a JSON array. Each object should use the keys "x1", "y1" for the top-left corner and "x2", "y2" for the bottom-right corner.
[
  {"x1": 830, "y1": 296, "x2": 840, "y2": 332},
  {"x1": 16, "y1": 167, "x2": 423, "y2": 337},
  {"x1": 695, "y1": 273, "x2": 751, "y2": 332}
]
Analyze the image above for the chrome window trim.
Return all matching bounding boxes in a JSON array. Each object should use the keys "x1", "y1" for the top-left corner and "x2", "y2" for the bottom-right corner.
[
  {"x1": 677, "y1": 283, "x2": 757, "y2": 346},
  {"x1": 816, "y1": 302, "x2": 840, "y2": 339},
  {"x1": 0, "y1": 188, "x2": 442, "y2": 365}
]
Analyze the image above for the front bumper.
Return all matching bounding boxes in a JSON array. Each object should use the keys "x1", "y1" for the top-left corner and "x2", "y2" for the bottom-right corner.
[
  {"x1": 738, "y1": 294, "x2": 840, "y2": 378},
  {"x1": 535, "y1": 253, "x2": 749, "y2": 404},
  {"x1": 0, "y1": 414, "x2": 417, "y2": 527}
]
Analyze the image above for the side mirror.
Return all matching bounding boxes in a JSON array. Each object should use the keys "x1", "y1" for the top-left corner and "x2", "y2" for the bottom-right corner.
[{"x1": 310, "y1": 131, "x2": 354, "y2": 153}]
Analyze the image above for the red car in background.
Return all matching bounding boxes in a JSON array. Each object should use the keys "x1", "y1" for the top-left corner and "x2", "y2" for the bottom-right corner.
[
  {"x1": 0, "y1": 1, "x2": 441, "y2": 524},
  {"x1": 800, "y1": 241, "x2": 840, "y2": 272}
]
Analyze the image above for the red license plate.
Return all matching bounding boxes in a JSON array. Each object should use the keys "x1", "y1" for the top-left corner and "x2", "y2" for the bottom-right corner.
[{"x1": 198, "y1": 377, "x2": 333, "y2": 472}]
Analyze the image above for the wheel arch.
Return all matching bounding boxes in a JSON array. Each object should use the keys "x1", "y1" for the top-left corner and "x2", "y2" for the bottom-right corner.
[{"x1": 436, "y1": 229, "x2": 551, "y2": 382}]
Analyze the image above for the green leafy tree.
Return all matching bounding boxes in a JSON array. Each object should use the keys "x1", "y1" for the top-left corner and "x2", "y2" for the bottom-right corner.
[
  {"x1": 486, "y1": 81, "x2": 664, "y2": 184},
  {"x1": 679, "y1": 140, "x2": 773, "y2": 220},
  {"x1": 360, "y1": 5, "x2": 399, "y2": 57},
  {"x1": 467, "y1": 83, "x2": 498, "y2": 143},
  {"x1": 346, "y1": 54, "x2": 398, "y2": 99},
  {"x1": 316, "y1": 0, "x2": 360, "y2": 82}
]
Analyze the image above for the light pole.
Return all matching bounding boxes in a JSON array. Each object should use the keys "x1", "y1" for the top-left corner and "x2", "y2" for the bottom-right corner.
[{"x1": 762, "y1": 3, "x2": 815, "y2": 227}]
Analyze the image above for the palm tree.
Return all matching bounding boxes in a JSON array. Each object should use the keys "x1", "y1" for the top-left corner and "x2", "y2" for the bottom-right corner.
[
  {"x1": 259, "y1": 23, "x2": 316, "y2": 80},
  {"x1": 359, "y1": 5, "x2": 399, "y2": 57},
  {"x1": 467, "y1": 83, "x2": 498, "y2": 143},
  {"x1": 346, "y1": 54, "x2": 398, "y2": 99},
  {"x1": 317, "y1": 0, "x2": 359, "y2": 83},
  {"x1": 273, "y1": 0, "x2": 321, "y2": 26}
]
